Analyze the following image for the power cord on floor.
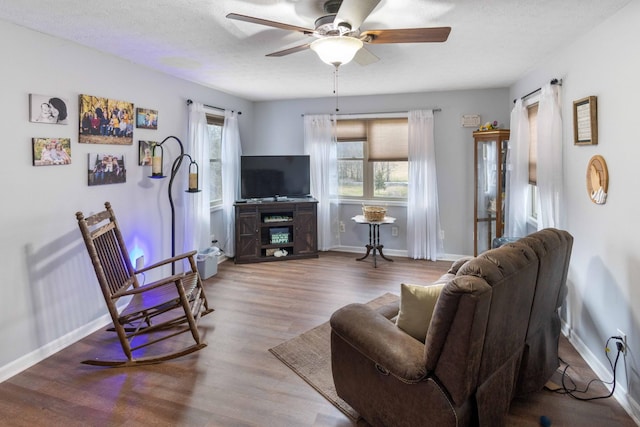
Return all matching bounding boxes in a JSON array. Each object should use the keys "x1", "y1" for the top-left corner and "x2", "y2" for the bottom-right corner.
[{"x1": 545, "y1": 336, "x2": 624, "y2": 401}]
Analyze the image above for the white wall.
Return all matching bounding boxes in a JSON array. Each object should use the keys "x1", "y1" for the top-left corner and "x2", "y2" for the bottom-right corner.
[
  {"x1": 510, "y1": 1, "x2": 640, "y2": 419},
  {"x1": 252, "y1": 89, "x2": 510, "y2": 257},
  {"x1": 0, "y1": 19, "x2": 252, "y2": 379}
]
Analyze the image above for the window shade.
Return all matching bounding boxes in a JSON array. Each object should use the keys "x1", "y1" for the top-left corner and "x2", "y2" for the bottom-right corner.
[
  {"x1": 527, "y1": 104, "x2": 538, "y2": 184},
  {"x1": 368, "y1": 118, "x2": 408, "y2": 161},
  {"x1": 207, "y1": 114, "x2": 224, "y2": 126},
  {"x1": 336, "y1": 119, "x2": 366, "y2": 141},
  {"x1": 336, "y1": 118, "x2": 408, "y2": 161}
]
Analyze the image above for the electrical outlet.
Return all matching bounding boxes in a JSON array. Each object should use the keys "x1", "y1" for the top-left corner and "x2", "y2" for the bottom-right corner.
[
  {"x1": 135, "y1": 255, "x2": 144, "y2": 270},
  {"x1": 391, "y1": 226, "x2": 399, "y2": 237},
  {"x1": 617, "y1": 329, "x2": 627, "y2": 354},
  {"x1": 440, "y1": 229, "x2": 445, "y2": 240},
  {"x1": 339, "y1": 221, "x2": 345, "y2": 233}
]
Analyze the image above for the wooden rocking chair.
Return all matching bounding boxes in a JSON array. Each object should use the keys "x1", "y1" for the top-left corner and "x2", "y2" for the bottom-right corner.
[{"x1": 76, "y1": 201, "x2": 213, "y2": 367}]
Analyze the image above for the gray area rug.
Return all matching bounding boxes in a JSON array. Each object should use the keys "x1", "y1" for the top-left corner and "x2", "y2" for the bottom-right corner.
[{"x1": 268, "y1": 293, "x2": 399, "y2": 421}]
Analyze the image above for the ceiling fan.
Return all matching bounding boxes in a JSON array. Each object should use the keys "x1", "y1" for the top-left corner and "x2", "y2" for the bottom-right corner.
[{"x1": 226, "y1": 0, "x2": 451, "y2": 67}]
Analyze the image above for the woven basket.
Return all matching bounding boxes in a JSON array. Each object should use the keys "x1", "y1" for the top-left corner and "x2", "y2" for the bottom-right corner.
[{"x1": 362, "y1": 206, "x2": 386, "y2": 222}]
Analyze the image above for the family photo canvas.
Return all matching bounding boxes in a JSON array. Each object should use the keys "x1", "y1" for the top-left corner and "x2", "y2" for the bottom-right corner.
[
  {"x1": 138, "y1": 140, "x2": 157, "y2": 166},
  {"x1": 29, "y1": 94, "x2": 69, "y2": 125},
  {"x1": 136, "y1": 108, "x2": 158, "y2": 129},
  {"x1": 32, "y1": 138, "x2": 71, "y2": 166},
  {"x1": 88, "y1": 152, "x2": 126, "y2": 186},
  {"x1": 79, "y1": 94, "x2": 134, "y2": 145}
]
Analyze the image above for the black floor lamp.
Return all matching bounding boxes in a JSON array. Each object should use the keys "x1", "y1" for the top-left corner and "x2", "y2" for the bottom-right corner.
[{"x1": 149, "y1": 135, "x2": 200, "y2": 275}]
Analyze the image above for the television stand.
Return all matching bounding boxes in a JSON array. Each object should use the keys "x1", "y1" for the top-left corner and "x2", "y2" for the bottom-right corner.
[{"x1": 234, "y1": 199, "x2": 318, "y2": 264}]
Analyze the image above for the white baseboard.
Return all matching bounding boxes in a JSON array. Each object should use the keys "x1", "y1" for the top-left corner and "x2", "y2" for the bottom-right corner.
[
  {"x1": 0, "y1": 314, "x2": 111, "y2": 383},
  {"x1": 0, "y1": 257, "x2": 231, "y2": 383},
  {"x1": 563, "y1": 322, "x2": 640, "y2": 425},
  {"x1": 333, "y1": 245, "x2": 407, "y2": 257},
  {"x1": 330, "y1": 246, "x2": 466, "y2": 262}
]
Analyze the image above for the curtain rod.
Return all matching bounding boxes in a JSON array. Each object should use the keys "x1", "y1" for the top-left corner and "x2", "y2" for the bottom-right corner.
[
  {"x1": 513, "y1": 78, "x2": 562, "y2": 104},
  {"x1": 301, "y1": 108, "x2": 441, "y2": 117},
  {"x1": 186, "y1": 99, "x2": 242, "y2": 115}
]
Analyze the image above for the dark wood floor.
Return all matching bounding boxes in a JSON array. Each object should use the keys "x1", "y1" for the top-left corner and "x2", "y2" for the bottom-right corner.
[{"x1": 0, "y1": 251, "x2": 635, "y2": 426}]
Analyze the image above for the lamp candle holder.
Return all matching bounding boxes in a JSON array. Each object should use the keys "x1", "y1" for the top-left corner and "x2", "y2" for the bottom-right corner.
[
  {"x1": 187, "y1": 160, "x2": 200, "y2": 193},
  {"x1": 151, "y1": 144, "x2": 164, "y2": 177},
  {"x1": 148, "y1": 135, "x2": 200, "y2": 274}
]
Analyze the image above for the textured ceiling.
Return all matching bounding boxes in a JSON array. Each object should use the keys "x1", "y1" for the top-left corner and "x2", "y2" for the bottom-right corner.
[{"x1": 0, "y1": 0, "x2": 631, "y2": 101}]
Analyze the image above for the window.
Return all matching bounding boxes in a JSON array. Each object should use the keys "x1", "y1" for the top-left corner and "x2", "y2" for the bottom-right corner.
[
  {"x1": 207, "y1": 114, "x2": 223, "y2": 207},
  {"x1": 527, "y1": 103, "x2": 539, "y2": 219},
  {"x1": 336, "y1": 118, "x2": 408, "y2": 200},
  {"x1": 337, "y1": 141, "x2": 364, "y2": 197}
]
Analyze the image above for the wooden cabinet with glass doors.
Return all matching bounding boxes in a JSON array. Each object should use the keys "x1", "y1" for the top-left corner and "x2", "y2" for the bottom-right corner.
[{"x1": 472, "y1": 130, "x2": 510, "y2": 255}]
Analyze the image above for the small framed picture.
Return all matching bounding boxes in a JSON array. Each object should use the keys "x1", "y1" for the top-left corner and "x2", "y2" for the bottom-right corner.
[
  {"x1": 136, "y1": 108, "x2": 158, "y2": 129},
  {"x1": 573, "y1": 96, "x2": 598, "y2": 145},
  {"x1": 88, "y1": 152, "x2": 126, "y2": 186},
  {"x1": 138, "y1": 140, "x2": 156, "y2": 166},
  {"x1": 32, "y1": 138, "x2": 71, "y2": 166},
  {"x1": 29, "y1": 94, "x2": 69, "y2": 125}
]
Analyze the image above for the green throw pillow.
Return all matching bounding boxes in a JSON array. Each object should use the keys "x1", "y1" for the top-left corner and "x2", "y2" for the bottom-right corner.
[{"x1": 395, "y1": 283, "x2": 445, "y2": 342}]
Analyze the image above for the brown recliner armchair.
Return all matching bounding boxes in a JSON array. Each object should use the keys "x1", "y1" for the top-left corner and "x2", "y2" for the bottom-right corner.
[
  {"x1": 330, "y1": 229, "x2": 574, "y2": 426},
  {"x1": 512, "y1": 228, "x2": 574, "y2": 395},
  {"x1": 330, "y1": 243, "x2": 540, "y2": 426},
  {"x1": 331, "y1": 275, "x2": 492, "y2": 426}
]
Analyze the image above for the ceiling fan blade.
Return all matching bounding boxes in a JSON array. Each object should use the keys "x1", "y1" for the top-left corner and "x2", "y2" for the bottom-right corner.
[
  {"x1": 266, "y1": 43, "x2": 311, "y2": 57},
  {"x1": 354, "y1": 47, "x2": 379, "y2": 66},
  {"x1": 362, "y1": 27, "x2": 452, "y2": 44},
  {"x1": 226, "y1": 13, "x2": 314, "y2": 35},
  {"x1": 335, "y1": 0, "x2": 381, "y2": 30}
]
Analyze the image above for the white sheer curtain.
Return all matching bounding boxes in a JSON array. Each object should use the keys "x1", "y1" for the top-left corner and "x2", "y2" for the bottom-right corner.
[
  {"x1": 407, "y1": 109, "x2": 442, "y2": 260},
  {"x1": 184, "y1": 101, "x2": 210, "y2": 253},
  {"x1": 536, "y1": 83, "x2": 563, "y2": 229},
  {"x1": 303, "y1": 114, "x2": 339, "y2": 251},
  {"x1": 221, "y1": 110, "x2": 242, "y2": 257},
  {"x1": 505, "y1": 98, "x2": 531, "y2": 237}
]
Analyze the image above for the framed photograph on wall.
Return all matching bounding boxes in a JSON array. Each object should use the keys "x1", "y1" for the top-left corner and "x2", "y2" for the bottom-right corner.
[
  {"x1": 88, "y1": 152, "x2": 126, "y2": 186},
  {"x1": 573, "y1": 96, "x2": 598, "y2": 145},
  {"x1": 136, "y1": 108, "x2": 158, "y2": 129},
  {"x1": 29, "y1": 94, "x2": 69, "y2": 125},
  {"x1": 32, "y1": 137, "x2": 71, "y2": 166},
  {"x1": 138, "y1": 140, "x2": 156, "y2": 166},
  {"x1": 79, "y1": 94, "x2": 134, "y2": 145}
]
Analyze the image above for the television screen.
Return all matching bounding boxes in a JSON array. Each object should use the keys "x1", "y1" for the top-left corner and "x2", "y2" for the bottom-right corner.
[{"x1": 240, "y1": 155, "x2": 311, "y2": 200}]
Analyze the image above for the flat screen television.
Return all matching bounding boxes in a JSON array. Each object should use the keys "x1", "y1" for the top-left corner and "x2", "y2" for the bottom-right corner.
[{"x1": 240, "y1": 155, "x2": 311, "y2": 200}]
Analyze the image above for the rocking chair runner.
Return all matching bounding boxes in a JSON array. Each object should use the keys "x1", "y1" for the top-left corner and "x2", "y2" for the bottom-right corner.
[{"x1": 76, "y1": 201, "x2": 213, "y2": 367}]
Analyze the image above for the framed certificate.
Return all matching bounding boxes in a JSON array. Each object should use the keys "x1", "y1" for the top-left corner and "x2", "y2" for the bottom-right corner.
[{"x1": 573, "y1": 96, "x2": 598, "y2": 145}]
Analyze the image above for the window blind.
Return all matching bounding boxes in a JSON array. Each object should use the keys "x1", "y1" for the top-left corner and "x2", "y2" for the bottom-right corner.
[
  {"x1": 336, "y1": 118, "x2": 408, "y2": 161},
  {"x1": 207, "y1": 114, "x2": 224, "y2": 126}
]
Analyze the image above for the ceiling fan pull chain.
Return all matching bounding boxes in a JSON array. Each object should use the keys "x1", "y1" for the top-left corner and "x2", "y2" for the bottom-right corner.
[{"x1": 334, "y1": 65, "x2": 340, "y2": 112}]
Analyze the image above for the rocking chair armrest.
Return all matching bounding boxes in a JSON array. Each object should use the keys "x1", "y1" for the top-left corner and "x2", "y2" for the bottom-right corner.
[
  {"x1": 134, "y1": 250, "x2": 198, "y2": 274},
  {"x1": 113, "y1": 273, "x2": 187, "y2": 298}
]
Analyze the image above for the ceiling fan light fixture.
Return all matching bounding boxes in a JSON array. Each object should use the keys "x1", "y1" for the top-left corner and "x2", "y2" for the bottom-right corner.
[{"x1": 310, "y1": 36, "x2": 363, "y2": 67}]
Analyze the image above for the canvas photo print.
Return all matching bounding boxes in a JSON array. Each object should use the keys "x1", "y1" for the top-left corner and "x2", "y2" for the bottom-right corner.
[
  {"x1": 79, "y1": 94, "x2": 134, "y2": 145},
  {"x1": 138, "y1": 140, "x2": 156, "y2": 166},
  {"x1": 29, "y1": 94, "x2": 69, "y2": 125},
  {"x1": 32, "y1": 138, "x2": 71, "y2": 166},
  {"x1": 88, "y1": 152, "x2": 126, "y2": 186},
  {"x1": 136, "y1": 108, "x2": 158, "y2": 129}
]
